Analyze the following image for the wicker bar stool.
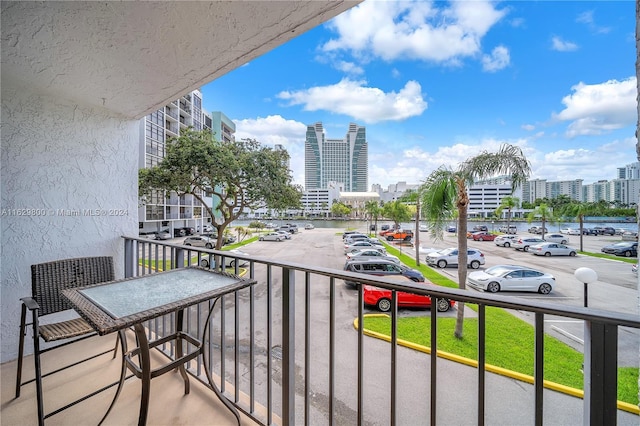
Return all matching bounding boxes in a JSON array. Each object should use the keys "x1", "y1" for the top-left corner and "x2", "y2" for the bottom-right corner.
[{"x1": 15, "y1": 256, "x2": 120, "y2": 425}]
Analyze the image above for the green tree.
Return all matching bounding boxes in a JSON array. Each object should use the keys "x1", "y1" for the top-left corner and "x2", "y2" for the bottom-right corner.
[
  {"x1": 526, "y1": 203, "x2": 555, "y2": 240},
  {"x1": 420, "y1": 144, "x2": 531, "y2": 339},
  {"x1": 382, "y1": 200, "x2": 412, "y2": 231},
  {"x1": 559, "y1": 201, "x2": 606, "y2": 251},
  {"x1": 495, "y1": 196, "x2": 520, "y2": 234},
  {"x1": 139, "y1": 128, "x2": 302, "y2": 249},
  {"x1": 331, "y1": 202, "x2": 351, "y2": 218},
  {"x1": 399, "y1": 189, "x2": 423, "y2": 266},
  {"x1": 364, "y1": 200, "x2": 382, "y2": 236}
]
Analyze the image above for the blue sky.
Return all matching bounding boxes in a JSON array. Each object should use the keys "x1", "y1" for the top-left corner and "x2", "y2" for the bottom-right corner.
[{"x1": 201, "y1": 0, "x2": 636, "y2": 190}]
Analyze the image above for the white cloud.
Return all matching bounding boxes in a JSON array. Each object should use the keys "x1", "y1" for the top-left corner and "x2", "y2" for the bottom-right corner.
[
  {"x1": 521, "y1": 124, "x2": 535, "y2": 131},
  {"x1": 321, "y1": 0, "x2": 506, "y2": 65},
  {"x1": 553, "y1": 77, "x2": 636, "y2": 137},
  {"x1": 481, "y1": 45, "x2": 510, "y2": 72},
  {"x1": 576, "y1": 10, "x2": 611, "y2": 34},
  {"x1": 277, "y1": 79, "x2": 427, "y2": 123},
  {"x1": 551, "y1": 36, "x2": 578, "y2": 52},
  {"x1": 233, "y1": 115, "x2": 308, "y2": 185},
  {"x1": 334, "y1": 60, "x2": 364, "y2": 75}
]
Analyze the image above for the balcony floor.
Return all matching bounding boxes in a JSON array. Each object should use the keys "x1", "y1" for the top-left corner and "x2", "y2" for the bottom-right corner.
[{"x1": 1, "y1": 331, "x2": 257, "y2": 425}]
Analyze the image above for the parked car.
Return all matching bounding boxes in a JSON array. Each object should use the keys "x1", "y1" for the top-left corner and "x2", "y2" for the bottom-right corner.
[
  {"x1": 344, "y1": 241, "x2": 385, "y2": 253},
  {"x1": 419, "y1": 224, "x2": 428, "y2": 232},
  {"x1": 342, "y1": 230, "x2": 359, "y2": 239},
  {"x1": 304, "y1": 223, "x2": 315, "y2": 230},
  {"x1": 198, "y1": 249, "x2": 250, "y2": 269},
  {"x1": 559, "y1": 228, "x2": 572, "y2": 235},
  {"x1": 468, "y1": 265, "x2": 555, "y2": 294},
  {"x1": 346, "y1": 249, "x2": 400, "y2": 264},
  {"x1": 472, "y1": 225, "x2": 488, "y2": 232},
  {"x1": 363, "y1": 275, "x2": 454, "y2": 313},
  {"x1": 494, "y1": 235, "x2": 519, "y2": 247},
  {"x1": 512, "y1": 237, "x2": 545, "y2": 252},
  {"x1": 530, "y1": 243, "x2": 577, "y2": 257},
  {"x1": 498, "y1": 225, "x2": 517, "y2": 234},
  {"x1": 181, "y1": 226, "x2": 196, "y2": 236},
  {"x1": 380, "y1": 224, "x2": 391, "y2": 231},
  {"x1": 259, "y1": 232, "x2": 286, "y2": 242},
  {"x1": 276, "y1": 230, "x2": 292, "y2": 240},
  {"x1": 528, "y1": 226, "x2": 547, "y2": 234},
  {"x1": 425, "y1": 248, "x2": 485, "y2": 269},
  {"x1": 154, "y1": 230, "x2": 172, "y2": 240},
  {"x1": 446, "y1": 225, "x2": 457, "y2": 233},
  {"x1": 593, "y1": 226, "x2": 615, "y2": 236},
  {"x1": 567, "y1": 228, "x2": 581, "y2": 235},
  {"x1": 601, "y1": 241, "x2": 638, "y2": 257},
  {"x1": 201, "y1": 230, "x2": 236, "y2": 245},
  {"x1": 344, "y1": 234, "x2": 370, "y2": 244},
  {"x1": 343, "y1": 259, "x2": 425, "y2": 287},
  {"x1": 582, "y1": 228, "x2": 598, "y2": 235},
  {"x1": 183, "y1": 236, "x2": 216, "y2": 249},
  {"x1": 173, "y1": 228, "x2": 187, "y2": 237},
  {"x1": 472, "y1": 232, "x2": 496, "y2": 242},
  {"x1": 543, "y1": 233, "x2": 569, "y2": 244}
]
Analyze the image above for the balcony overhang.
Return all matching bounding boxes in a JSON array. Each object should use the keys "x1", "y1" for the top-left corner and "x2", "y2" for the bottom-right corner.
[{"x1": 1, "y1": 1, "x2": 361, "y2": 119}]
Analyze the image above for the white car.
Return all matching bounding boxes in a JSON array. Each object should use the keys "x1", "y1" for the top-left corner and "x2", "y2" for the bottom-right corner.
[
  {"x1": 559, "y1": 228, "x2": 572, "y2": 235},
  {"x1": 544, "y1": 233, "x2": 569, "y2": 244},
  {"x1": 512, "y1": 237, "x2": 545, "y2": 252},
  {"x1": 259, "y1": 232, "x2": 286, "y2": 242},
  {"x1": 346, "y1": 249, "x2": 400, "y2": 264},
  {"x1": 494, "y1": 235, "x2": 519, "y2": 247},
  {"x1": 567, "y1": 228, "x2": 581, "y2": 235},
  {"x1": 344, "y1": 241, "x2": 385, "y2": 254},
  {"x1": 530, "y1": 243, "x2": 577, "y2": 257},
  {"x1": 468, "y1": 265, "x2": 555, "y2": 294},
  {"x1": 425, "y1": 248, "x2": 485, "y2": 269},
  {"x1": 276, "y1": 230, "x2": 292, "y2": 240},
  {"x1": 199, "y1": 249, "x2": 250, "y2": 269}
]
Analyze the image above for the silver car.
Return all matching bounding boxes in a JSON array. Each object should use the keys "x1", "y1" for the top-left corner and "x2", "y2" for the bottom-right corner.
[
  {"x1": 259, "y1": 232, "x2": 286, "y2": 242},
  {"x1": 544, "y1": 233, "x2": 569, "y2": 244},
  {"x1": 468, "y1": 265, "x2": 555, "y2": 294},
  {"x1": 425, "y1": 248, "x2": 485, "y2": 269},
  {"x1": 512, "y1": 237, "x2": 545, "y2": 252},
  {"x1": 345, "y1": 249, "x2": 400, "y2": 264},
  {"x1": 494, "y1": 235, "x2": 519, "y2": 247},
  {"x1": 344, "y1": 240, "x2": 384, "y2": 253},
  {"x1": 183, "y1": 236, "x2": 216, "y2": 248},
  {"x1": 530, "y1": 243, "x2": 577, "y2": 257}
]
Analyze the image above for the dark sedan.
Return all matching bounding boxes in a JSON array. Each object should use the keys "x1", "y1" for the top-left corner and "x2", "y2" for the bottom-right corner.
[{"x1": 601, "y1": 241, "x2": 638, "y2": 257}]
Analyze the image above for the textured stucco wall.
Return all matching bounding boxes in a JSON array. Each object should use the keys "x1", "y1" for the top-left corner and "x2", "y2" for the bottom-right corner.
[{"x1": 1, "y1": 82, "x2": 139, "y2": 362}]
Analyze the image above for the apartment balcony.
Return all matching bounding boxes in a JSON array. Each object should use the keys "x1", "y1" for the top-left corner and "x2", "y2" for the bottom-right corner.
[
  {"x1": 3, "y1": 237, "x2": 639, "y2": 425},
  {"x1": 165, "y1": 109, "x2": 179, "y2": 121}
]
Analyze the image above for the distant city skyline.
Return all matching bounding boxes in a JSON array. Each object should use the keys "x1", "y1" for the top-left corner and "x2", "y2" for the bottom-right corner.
[{"x1": 201, "y1": 0, "x2": 635, "y2": 189}]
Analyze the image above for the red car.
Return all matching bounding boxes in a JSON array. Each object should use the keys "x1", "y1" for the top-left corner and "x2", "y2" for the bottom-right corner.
[
  {"x1": 363, "y1": 276, "x2": 455, "y2": 313},
  {"x1": 472, "y1": 231, "x2": 496, "y2": 241}
]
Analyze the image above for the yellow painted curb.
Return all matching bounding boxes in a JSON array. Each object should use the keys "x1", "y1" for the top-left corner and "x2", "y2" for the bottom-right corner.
[{"x1": 353, "y1": 315, "x2": 639, "y2": 415}]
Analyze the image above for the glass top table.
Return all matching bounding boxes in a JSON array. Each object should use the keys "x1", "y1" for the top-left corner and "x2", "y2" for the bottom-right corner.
[{"x1": 63, "y1": 267, "x2": 254, "y2": 335}]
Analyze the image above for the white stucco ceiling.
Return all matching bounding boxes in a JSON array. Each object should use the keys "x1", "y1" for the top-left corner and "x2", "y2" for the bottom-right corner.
[{"x1": 1, "y1": 1, "x2": 360, "y2": 119}]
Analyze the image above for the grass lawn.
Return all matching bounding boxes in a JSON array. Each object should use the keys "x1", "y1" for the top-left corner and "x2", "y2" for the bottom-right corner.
[{"x1": 377, "y1": 242, "x2": 639, "y2": 406}]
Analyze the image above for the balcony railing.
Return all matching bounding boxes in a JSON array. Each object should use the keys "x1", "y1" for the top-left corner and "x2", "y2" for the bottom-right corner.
[{"x1": 123, "y1": 236, "x2": 640, "y2": 425}]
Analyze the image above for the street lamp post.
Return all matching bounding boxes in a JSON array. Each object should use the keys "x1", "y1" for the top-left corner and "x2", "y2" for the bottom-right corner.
[{"x1": 574, "y1": 267, "x2": 598, "y2": 307}]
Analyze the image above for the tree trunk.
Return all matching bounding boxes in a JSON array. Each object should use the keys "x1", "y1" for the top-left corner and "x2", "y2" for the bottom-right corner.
[{"x1": 454, "y1": 201, "x2": 469, "y2": 339}]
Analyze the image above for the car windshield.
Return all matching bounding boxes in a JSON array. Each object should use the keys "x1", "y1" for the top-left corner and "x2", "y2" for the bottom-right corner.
[{"x1": 484, "y1": 266, "x2": 517, "y2": 276}]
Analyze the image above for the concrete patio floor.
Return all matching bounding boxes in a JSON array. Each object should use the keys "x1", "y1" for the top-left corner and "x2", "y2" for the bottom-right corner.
[{"x1": 1, "y1": 331, "x2": 258, "y2": 425}]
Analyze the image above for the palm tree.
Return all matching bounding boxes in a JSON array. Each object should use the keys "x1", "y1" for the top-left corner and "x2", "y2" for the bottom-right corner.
[
  {"x1": 496, "y1": 196, "x2": 520, "y2": 233},
  {"x1": 526, "y1": 203, "x2": 555, "y2": 240},
  {"x1": 420, "y1": 144, "x2": 531, "y2": 338},
  {"x1": 559, "y1": 201, "x2": 606, "y2": 251},
  {"x1": 364, "y1": 200, "x2": 382, "y2": 236},
  {"x1": 399, "y1": 189, "x2": 422, "y2": 266}
]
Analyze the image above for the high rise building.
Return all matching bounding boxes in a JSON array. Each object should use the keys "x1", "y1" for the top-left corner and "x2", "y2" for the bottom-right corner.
[
  {"x1": 305, "y1": 122, "x2": 367, "y2": 192},
  {"x1": 138, "y1": 90, "x2": 235, "y2": 234}
]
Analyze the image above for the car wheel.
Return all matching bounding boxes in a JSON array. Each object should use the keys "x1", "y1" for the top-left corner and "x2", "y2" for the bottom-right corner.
[
  {"x1": 569, "y1": 251, "x2": 576, "y2": 257},
  {"x1": 504, "y1": 242, "x2": 510, "y2": 248},
  {"x1": 199, "y1": 259, "x2": 209, "y2": 268},
  {"x1": 435, "y1": 298, "x2": 450, "y2": 312},
  {"x1": 386, "y1": 236, "x2": 394, "y2": 241},
  {"x1": 538, "y1": 283, "x2": 552, "y2": 294},
  {"x1": 437, "y1": 260, "x2": 447, "y2": 268},
  {"x1": 544, "y1": 252, "x2": 551, "y2": 257},
  {"x1": 523, "y1": 246, "x2": 529, "y2": 252},
  {"x1": 624, "y1": 251, "x2": 632, "y2": 257},
  {"x1": 205, "y1": 243, "x2": 212, "y2": 249},
  {"x1": 470, "y1": 260, "x2": 480, "y2": 269},
  {"x1": 487, "y1": 282, "x2": 500, "y2": 293},
  {"x1": 259, "y1": 237, "x2": 264, "y2": 241},
  {"x1": 561, "y1": 240, "x2": 567, "y2": 244},
  {"x1": 185, "y1": 243, "x2": 191, "y2": 246},
  {"x1": 276, "y1": 238, "x2": 282, "y2": 242},
  {"x1": 377, "y1": 298, "x2": 392, "y2": 312}
]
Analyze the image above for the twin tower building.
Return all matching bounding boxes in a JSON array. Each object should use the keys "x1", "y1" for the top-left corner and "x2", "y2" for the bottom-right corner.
[{"x1": 304, "y1": 122, "x2": 368, "y2": 192}]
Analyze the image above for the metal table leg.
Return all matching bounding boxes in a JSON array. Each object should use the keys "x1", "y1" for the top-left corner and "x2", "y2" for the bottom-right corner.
[
  {"x1": 98, "y1": 330, "x2": 128, "y2": 425},
  {"x1": 202, "y1": 297, "x2": 241, "y2": 425}
]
